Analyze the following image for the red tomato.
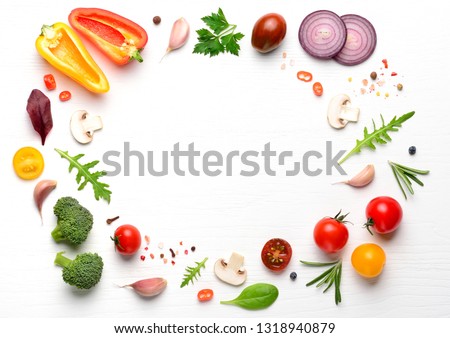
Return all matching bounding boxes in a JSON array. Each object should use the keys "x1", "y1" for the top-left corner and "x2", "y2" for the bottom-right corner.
[
  {"x1": 43, "y1": 74, "x2": 56, "y2": 90},
  {"x1": 261, "y1": 238, "x2": 292, "y2": 272},
  {"x1": 314, "y1": 211, "x2": 349, "y2": 253},
  {"x1": 313, "y1": 82, "x2": 323, "y2": 96},
  {"x1": 197, "y1": 289, "x2": 214, "y2": 302},
  {"x1": 365, "y1": 196, "x2": 403, "y2": 234},
  {"x1": 251, "y1": 13, "x2": 287, "y2": 53},
  {"x1": 111, "y1": 224, "x2": 142, "y2": 255}
]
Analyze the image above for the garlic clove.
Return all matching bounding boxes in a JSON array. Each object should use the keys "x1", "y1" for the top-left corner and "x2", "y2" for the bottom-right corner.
[
  {"x1": 34, "y1": 179, "x2": 57, "y2": 220},
  {"x1": 341, "y1": 164, "x2": 375, "y2": 187},
  {"x1": 119, "y1": 277, "x2": 167, "y2": 298},
  {"x1": 160, "y1": 17, "x2": 190, "y2": 62}
]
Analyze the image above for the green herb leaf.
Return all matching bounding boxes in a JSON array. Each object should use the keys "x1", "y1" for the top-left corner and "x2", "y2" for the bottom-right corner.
[
  {"x1": 388, "y1": 161, "x2": 430, "y2": 200},
  {"x1": 180, "y1": 257, "x2": 208, "y2": 288},
  {"x1": 339, "y1": 111, "x2": 415, "y2": 165},
  {"x1": 220, "y1": 283, "x2": 278, "y2": 310},
  {"x1": 301, "y1": 260, "x2": 342, "y2": 305},
  {"x1": 55, "y1": 149, "x2": 111, "y2": 203},
  {"x1": 193, "y1": 8, "x2": 244, "y2": 57}
]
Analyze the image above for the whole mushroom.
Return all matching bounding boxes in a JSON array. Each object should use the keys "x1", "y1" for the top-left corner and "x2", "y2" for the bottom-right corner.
[
  {"x1": 214, "y1": 252, "x2": 247, "y2": 286},
  {"x1": 327, "y1": 94, "x2": 360, "y2": 129},
  {"x1": 70, "y1": 110, "x2": 103, "y2": 144}
]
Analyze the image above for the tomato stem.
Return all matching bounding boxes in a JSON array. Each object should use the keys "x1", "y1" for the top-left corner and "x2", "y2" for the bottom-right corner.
[{"x1": 363, "y1": 218, "x2": 375, "y2": 235}]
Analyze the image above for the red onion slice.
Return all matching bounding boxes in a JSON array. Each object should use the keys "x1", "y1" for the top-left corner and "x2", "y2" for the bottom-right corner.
[
  {"x1": 334, "y1": 14, "x2": 377, "y2": 66},
  {"x1": 298, "y1": 10, "x2": 347, "y2": 59}
]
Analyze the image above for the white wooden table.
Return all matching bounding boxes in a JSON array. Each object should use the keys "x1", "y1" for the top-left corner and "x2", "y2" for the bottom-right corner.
[{"x1": 1, "y1": 0, "x2": 449, "y2": 320}]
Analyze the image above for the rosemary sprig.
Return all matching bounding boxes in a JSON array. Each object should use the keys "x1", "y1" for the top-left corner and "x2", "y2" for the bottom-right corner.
[
  {"x1": 300, "y1": 260, "x2": 342, "y2": 305},
  {"x1": 388, "y1": 161, "x2": 430, "y2": 199},
  {"x1": 180, "y1": 257, "x2": 208, "y2": 288}
]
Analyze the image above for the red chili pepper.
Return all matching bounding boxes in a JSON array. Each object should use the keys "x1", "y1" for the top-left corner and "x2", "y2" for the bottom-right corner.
[
  {"x1": 69, "y1": 8, "x2": 148, "y2": 65},
  {"x1": 197, "y1": 289, "x2": 214, "y2": 302},
  {"x1": 391, "y1": 72, "x2": 398, "y2": 76},
  {"x1": 312, "y1": 82, "x2": 323, "y2": 96},
  {"x1": 382, "y1": 59, "x2": 388, "y2": 68},
  {"x1": 43, "y1": 74, "x2": 56, "y2": 90},
  {"x1": 297, "y1": 71, "x2": 313, "y2": 82},
  {"x1": 59, "y1": 91, "x2": 72, "y2": 102}
]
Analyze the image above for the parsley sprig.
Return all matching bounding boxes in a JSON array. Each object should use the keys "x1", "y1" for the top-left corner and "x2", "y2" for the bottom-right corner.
[{"x1": 193, "y1": 8, "x2": 244, "y2": 57}]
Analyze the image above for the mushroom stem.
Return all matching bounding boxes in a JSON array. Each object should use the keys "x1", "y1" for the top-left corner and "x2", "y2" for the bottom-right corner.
[
  {"x1": 84, "y1": 115, "x2": 103, "y2": 136},
  {"x1": 226, "y1": 252, "x2": 245, "y2": 272},
  {"x1": 339, "y1": 104, "x2": 360, "y2": 122}
]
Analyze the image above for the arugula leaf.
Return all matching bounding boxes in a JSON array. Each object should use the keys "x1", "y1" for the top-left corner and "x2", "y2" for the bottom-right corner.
[
  {"x1": 180, "y1": 257, "x2": 208, "y2": 288},
  {"x1": 193, "y1": 8, "x2": 244, "y2": 57},
  {"x1": 55, "y1": 148, "x2": 111, "y2": 203},
  {"x1": 339, "y1": 111, "x2": 415, "y2": 164}
]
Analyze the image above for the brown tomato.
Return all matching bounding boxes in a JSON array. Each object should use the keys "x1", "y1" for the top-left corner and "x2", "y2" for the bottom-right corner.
[{"x1": 251, "y1": 13, "x2": 287, "y2": 53}]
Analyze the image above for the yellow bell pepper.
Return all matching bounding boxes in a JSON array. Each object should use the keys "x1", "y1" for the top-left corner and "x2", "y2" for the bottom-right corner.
[{"x1": 36, "y1": 23, "x2": 109, "y2": 94}]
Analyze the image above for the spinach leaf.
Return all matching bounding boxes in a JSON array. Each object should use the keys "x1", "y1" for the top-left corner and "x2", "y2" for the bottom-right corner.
[{"x1": 220, "y1": 283, "x2": 278, "y2": 310}]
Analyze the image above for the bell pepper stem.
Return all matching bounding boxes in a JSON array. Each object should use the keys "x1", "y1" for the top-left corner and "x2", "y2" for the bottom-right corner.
[
  {"x1": 130, "y1": 49, "x2": 144, "y2": 63},
  {"x1": 41, "y1": 24, "x2": 55, "y2": 38}
]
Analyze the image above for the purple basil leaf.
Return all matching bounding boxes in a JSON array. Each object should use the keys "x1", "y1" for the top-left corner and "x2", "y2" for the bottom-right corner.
[{"x1": 26, "y1": 89, "x2": 53, "y2": 145}]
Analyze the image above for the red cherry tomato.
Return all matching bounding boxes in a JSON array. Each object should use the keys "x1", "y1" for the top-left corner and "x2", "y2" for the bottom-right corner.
[
  {"x1": 314, "y1": 211, "x2": 349, "y2": 253},
  {"x1": 111, "y1": 224, "x2": 142, "y2": 255},
  {"x1": 313, "y1": 82, "x2": 323, "y2": 96},
  {"x1": 251, "y1": 13, "x2": 287, "y2": 53},
  {"x1": 43, "y1": 74, "x2": 56, "y2": 90},
  {"x1": 197, "y1": 289, "x2": 214, "y2": 302},
  {"x1": 59, "y1": 90, "x2": 72, "y2": 102},
  {"x1": 261, "y1": 238, "x2": 292, "y2": 272},
  {"x1": 365, "y1": 196, "x2": 403, "y2": 234}
]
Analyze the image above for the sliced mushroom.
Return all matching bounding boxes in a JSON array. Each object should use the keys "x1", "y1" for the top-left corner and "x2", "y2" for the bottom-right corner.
[
  {"x1": 214, "y1": 252, "x2": 247, "y2": 286},
  {"x1": 70, "y1": 110, "x2": 103, "y2": 144},
  {"x1": 327, "y1": 94, "x2": 360, "y2": 129}
]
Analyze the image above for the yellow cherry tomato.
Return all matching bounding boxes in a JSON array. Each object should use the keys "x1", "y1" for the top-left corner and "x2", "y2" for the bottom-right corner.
[
  {"x1": 351, "y1": 243, "x2": 386, "y2": 278},
  {"x1": 13, "y1": 147, "x2": 45, "y2": 180}
]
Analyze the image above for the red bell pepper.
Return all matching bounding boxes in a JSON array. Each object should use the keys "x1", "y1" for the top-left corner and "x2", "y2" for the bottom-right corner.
[{"x1": 69, "y1": 8, "x2": 148, "y2": 65}]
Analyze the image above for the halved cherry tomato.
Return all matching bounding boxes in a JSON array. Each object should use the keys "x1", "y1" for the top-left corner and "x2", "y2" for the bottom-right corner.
[
  {"x1": 43, "y1": 74, "x2": 56, "y2": 90},
  {"x1": 313, "y1": 82, "x2": 323, "y2": 96},
  {"x1": 297, "y1": 71, "x2": 313, "y2": 82},
  {"x1": 197, "y1": 289, "x2": 214, "y2": 302},
  {"x1": 13, "y1": 147, "x2": 45, "y2": 180},
  {"x1": 261, "y1": 238, "x2": 292, "y2": 272},
  {"x1": 351, "y1": 243, "x2": 386, "y2": 278},
  {"x1": 59, "y1": 91, "x2": 72, "y2": 102}
]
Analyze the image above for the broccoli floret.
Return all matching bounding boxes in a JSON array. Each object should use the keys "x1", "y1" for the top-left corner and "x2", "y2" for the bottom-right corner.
[
  {"x1": 51, "y1": 197, "x2": 93, "y2": 245},
  {"x1": 54, "y1": 251, "x2": 104, "y2": 289}
]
